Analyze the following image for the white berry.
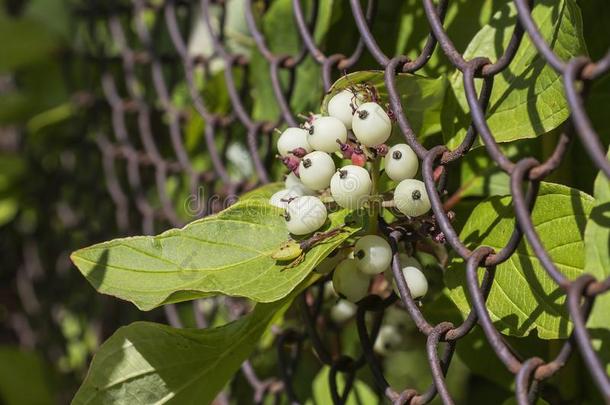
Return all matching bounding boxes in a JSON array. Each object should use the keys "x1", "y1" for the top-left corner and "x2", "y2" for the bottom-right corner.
[
  {"x1": 332, "y1": 258, "x2": 370, "y2": 303},
  {"x1": 330, "y1": 165, "x2": 372, "y2": 209},
  {"x1": 269, "y1": 188, "x2": 302, "y2": 209},
  {"x1": 374, "y1": 325, "x2": 403, "y2": 355},
  {"x1": 394, "y1": 179, "x2": 431, "y2": 217},
  {"x1": 354, "y1": 235, "x2": 392, "y2": 275},
  {"x1": 327, "y1": 89, "x2": 363, "y2": 130},
  {"x1": 383, "y1": 253, "x2": 409, "y2": 283},
  {"x1": 299, "y1": 151, "x2": 335, "y2": 190},
  {"x1": 307, "y1": 116, "x2": 348, "y2": 153},
  {"x1": 384, "y1": 144, "x2": 418, "y2": 181},
  {"x1": 392, "y1": 256, "x2": 428, "y2": 299},
  {"x1": 277, "y1": 127, "x2": 312, "y2": 157},
  {"x1": 351, "y1": 102, "x2": 392, "y2": 147},
  {"x1": 284, "y1": 196, "x2": 327, "y2": 235},
  {"x1": 285, "y1": 172, "x2": 315, "y2": 196},
  {"x1": 323, "y1": 280, "x2": 338, "y2": 299},
  {"x1": 330, "y1": 299, "x2": 357, "y2": 323}
]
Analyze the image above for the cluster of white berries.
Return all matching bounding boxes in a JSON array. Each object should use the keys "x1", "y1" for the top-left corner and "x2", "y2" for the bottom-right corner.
[
  {"x1": 330, "y1": 236, "x2": 428, "y2": 303},
  {"x1": 268, "y1": 84, "x2": 432, "y2": 302}
]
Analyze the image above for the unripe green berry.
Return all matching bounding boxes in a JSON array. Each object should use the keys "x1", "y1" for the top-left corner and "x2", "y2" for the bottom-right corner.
[
  {"x1": 354, "y1": 235, "x2": 392, "y2": 275},
  {"x1": 314, "y1": 249, "x2": 346, "y2": 275},
  {"x1": 332, "y1": 258, "x2": 370, "y2": 303}
]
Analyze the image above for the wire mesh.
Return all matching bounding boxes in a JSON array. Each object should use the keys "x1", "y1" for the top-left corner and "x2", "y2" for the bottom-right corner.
[{"x1": 76, "y1": 0, "x2": 610, "y2": 403}]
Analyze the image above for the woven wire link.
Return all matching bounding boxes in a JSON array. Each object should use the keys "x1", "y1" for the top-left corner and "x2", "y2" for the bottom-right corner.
[{"x1": 78, "y1": 0, "x2": 610, "y2": 403}]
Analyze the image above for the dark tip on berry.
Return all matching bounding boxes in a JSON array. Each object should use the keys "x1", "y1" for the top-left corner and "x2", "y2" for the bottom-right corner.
[
  {"x1": 308, "y1": 126, "x2": 314, "y2": 135},
  {"x1": 392, "y1": 150, "x2": 402, "y2": 160},
  {"x1": 338, "y1": 169, "x2": 348, "y2": 179},
  {"x1": 355, "y1": 250, "x2": 365, "y2": 259},
  {"x1": 283, "y1": 212, "x2": 291, "y2": 222},
  {"x1": 303, "y1": 158, "x2": 312, "y2": 168},
  {"x1": 412, "y1": 190, "x2": 421, "y2": 201},
  {"x1": 281, "y1": 196, "x2": 297, "y2": 205},
  {"x1": 357, "y1": 109, "x2": 369, "y2": 120}
]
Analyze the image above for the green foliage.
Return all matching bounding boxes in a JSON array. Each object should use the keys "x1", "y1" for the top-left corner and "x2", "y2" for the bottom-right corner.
[
  {"x1": 446, "y1": 183, "x2": 594, "y2": 339},
  {"x1": 250, "y1": 0, "x2": 336, "y2": 122},
  {"x1": 0, "y1": 17, "x2": 60, "y2": 73},
  {"x1": 240, "y1": 182, "x2": 284, "y2": 200},
  {"x1": 456, "y1": 142, "x2": 536, "y2": 199},
  {"x1": 584, "y1": 148, "x2": 610, "y2": 374},
  {"x1": 454, "y1": 326, "x2": 581, "y2": 397},
  {"x1": 73, "y1": 290, "x2": 299, "y2": 405},
  {"x1": 306, "y1": 367, "x2": 377, "y2": 405},
  {"x1": 442, "y1": 0, "x2": 586, "y2": 148},
  {"x1": 321, "y1": 71, "x2": 447, "y2": 138},
  {"x1": 0, "y1": 347, "x2": 56, "y2": 405},
  {"x1": 2, "y1": 0, "x2": 608, "y2": 403},
  {"x1": 0, "y1": 154, "x2": 25, "y2": 226},
  {"x1": 71, "y1": 199, "x2": 361, "y2": 310},
  {"x1": 395, "y1": 0, "x2": 505, "y2": 76}
]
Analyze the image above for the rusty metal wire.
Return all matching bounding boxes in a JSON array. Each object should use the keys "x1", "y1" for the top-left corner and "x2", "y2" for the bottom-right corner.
[{"x1": 77, "y1": 0, "x2": 610, "y2": 403}]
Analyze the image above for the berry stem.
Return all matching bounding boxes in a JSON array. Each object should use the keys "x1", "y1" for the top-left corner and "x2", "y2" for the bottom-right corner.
[
  {"x1": 319, "y1": 196, "x2": 336, "y2": 204},
  {"x1": 369, "y1": 158, "x2": 381, "y2": 235}
]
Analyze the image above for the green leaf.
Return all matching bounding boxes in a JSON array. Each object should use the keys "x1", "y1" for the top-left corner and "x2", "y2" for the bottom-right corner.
[
  {"x1": 458, "y1": 139, "x2": 541, "y2": 199},
  {"x1": 25, "y1": 0, "x2": 71, "y2": 40},
  {"x1": 321, "y1": 71, "x2": 447, "y2": 138},
  {"x1": 454, "y1": 327, "x2": 568, "y2": 392},
  {"x1": 250, "y1": 52, "x2": 283, "y2": 122},
  {"x1": 576, "y1": 0, "x2": 609, "y2": 196},
  {"x1": 584, "y1": 147, "x2": 610, "y2": 374},
  {"x1": 305, "y1": 366, "x2": 377, "y2": 405},
  {"x1": 0, "y1": 198, "x2": 18, "y2": 227},
  {"x1": 0, "y1": 16, "x2": 60, "y2": 72},
  {"x1": 458, "y1": 149, "x2": 510, "y2": 199},
  {"x1": 27, "y1": 102, "x2": 77, "y2": 133},
  {"x1": 394, "y1": 0, "x2": 505, "y2": 76},
  {"x1": 239, "y1": 182, "x2": 283, "y2": 201},
  {"x1": 446, "y1": 183, "x2": 594, "y2": 339},
  {"x1": 71, "y1": 199, "x2": 361, "y2": 310},
  {"x1": 250, "y1": 0, "x2": 335, "y2": 122},
  {"x1": 579, "y1": 0, "x2": 610, "y2": 61},
  {"x1": 442, "y1": 0, "x2": 586, "y2": 149},
  {"x1": 73, "y1": 290, "x2": 297, "y2": 405},
  {"x1": 0, "y1": 61, "x2": 68, "y2": 125},
  {"x1": 0, "y1": 346, "x2": 55, "y2": 405}
]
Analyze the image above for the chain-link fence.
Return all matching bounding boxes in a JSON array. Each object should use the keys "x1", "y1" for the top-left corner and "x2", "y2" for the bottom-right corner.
[{"x1": 73, "y1": 0, "x2": 610, "y2": 403}]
